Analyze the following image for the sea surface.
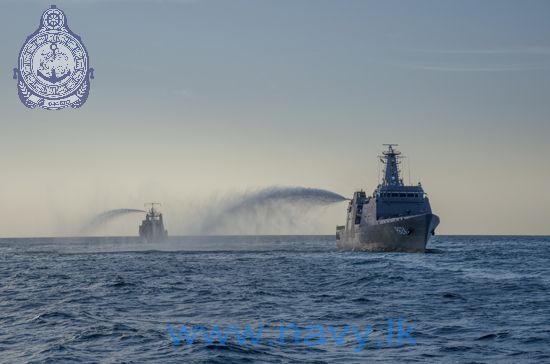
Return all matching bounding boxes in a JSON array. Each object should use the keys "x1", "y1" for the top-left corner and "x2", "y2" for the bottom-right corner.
[{"x1": 1, "y1": 235, "x2": 549, "y2": 363}]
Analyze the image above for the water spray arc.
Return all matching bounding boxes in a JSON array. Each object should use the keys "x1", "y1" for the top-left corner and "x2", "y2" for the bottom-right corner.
[
  {"x1": 80, "y1": 209, "x2": 146, "y2": 234},
  {"x1": 197, "y1": 186, "x2": 348, "y2": 234}
]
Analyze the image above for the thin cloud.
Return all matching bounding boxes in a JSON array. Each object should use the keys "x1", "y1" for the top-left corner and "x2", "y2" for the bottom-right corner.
[
  {"x1": 415, "y1": 46, "x2": 550, "y2": 56},
  {"x1": 400, "y1": 63, "x2": 546, "y2": 72},
  {"x1": 6, "y1": 0, "x2": 200, "y2": 3},
  {"x1": 171, "y1": 88, "x2": 194, "y2": 99}
]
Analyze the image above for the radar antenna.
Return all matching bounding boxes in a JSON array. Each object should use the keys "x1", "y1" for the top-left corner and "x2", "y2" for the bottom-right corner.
[{"x1": 379, "y1": 144, "x2": 404, "y2": 186}]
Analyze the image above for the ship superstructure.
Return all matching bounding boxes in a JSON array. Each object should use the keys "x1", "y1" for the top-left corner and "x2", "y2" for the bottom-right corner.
[
  {"x1": 139, "y1": 203, "x2": 168, "y2": 243},
  {"x1": 336, "y1": 145, "x2": 440, "y2": 252}
]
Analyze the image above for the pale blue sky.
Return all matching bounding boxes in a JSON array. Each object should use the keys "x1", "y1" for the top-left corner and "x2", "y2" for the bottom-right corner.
[{"x1": 1, "y1": 0, "x2": 549, "y2": 236}]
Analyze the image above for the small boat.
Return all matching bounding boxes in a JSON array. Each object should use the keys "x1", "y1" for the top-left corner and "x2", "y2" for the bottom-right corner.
[{"x1": 139, "y1": 203, "x2": 168, "y2": 243}]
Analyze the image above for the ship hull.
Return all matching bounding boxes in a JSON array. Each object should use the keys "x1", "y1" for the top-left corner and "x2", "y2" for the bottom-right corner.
[
  {"x1": 337, "y1": 213, "x2": 439, "y2": 253},
  {"x1": 139, "y1": 221, "x2": 167, "y2": 243}
]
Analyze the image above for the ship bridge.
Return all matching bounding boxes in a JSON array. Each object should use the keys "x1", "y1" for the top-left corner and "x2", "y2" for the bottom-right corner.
[{"x1": 374, "y1": 145, "x2": 431, "y2": 219}]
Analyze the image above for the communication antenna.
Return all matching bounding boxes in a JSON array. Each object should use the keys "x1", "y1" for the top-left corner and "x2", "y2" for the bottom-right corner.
[
  {"x1": 144, "y1": 202, "x2": 162, "y2": 215},
  {"x1": 408, "y1": 157, "x2": 411, "y2": 185},
  {"x1": 377, "y1": 158, "x2": 381, "y2": 185},
  {"x1": 145, "y1": 202, "x2": 162, "y2": 208}
]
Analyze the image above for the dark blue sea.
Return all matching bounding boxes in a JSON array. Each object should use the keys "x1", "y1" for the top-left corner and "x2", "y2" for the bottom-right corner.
[{"x1": 1, "y1": 236, "x2": 549, "y2": 363}]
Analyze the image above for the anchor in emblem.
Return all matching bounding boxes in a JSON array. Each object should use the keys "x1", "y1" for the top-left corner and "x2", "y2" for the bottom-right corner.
[
  {"x1": 14, "y1": 5, "x2": 93, "y2": 109},
  {"x1": 36, "y1": 43, "x2": 72, "y2": 84}
]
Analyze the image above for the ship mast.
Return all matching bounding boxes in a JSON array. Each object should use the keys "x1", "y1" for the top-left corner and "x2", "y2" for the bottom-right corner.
[
  {"x1": 380, "y1": 144, "x2": 403, "y2": 186},
  {"x1": 145, "y1": 202, "x2": 162, "y2": 218}
]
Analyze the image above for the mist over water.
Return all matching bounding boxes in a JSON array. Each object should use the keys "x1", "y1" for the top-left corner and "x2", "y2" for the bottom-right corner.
[{"x1": 78, "y1": 187, "x2": 347, "y2": 236}]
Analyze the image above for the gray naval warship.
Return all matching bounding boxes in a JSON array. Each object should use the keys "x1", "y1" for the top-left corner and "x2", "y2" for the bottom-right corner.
[
  {"x1": 139, "y1": 203, "x2": 168, "y2": 242},
  {"x1": 336, "y1": 145, "x2": 439, "y2": 252}
]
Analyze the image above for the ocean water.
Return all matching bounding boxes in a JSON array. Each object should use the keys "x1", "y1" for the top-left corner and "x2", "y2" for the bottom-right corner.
[{"x1": 1, "y1": 235, "x2": 549, "y2": 363}]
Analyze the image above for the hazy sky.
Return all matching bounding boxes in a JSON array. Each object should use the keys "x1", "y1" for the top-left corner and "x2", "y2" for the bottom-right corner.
[{"x1": 1, "y1": 0, "x2": 549, "y2": 236}]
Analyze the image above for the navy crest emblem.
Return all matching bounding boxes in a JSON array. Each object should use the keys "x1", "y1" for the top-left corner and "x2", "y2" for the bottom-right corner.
[{"x1": 13, "y1": 5, "x2": 94, "y2": 110}]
